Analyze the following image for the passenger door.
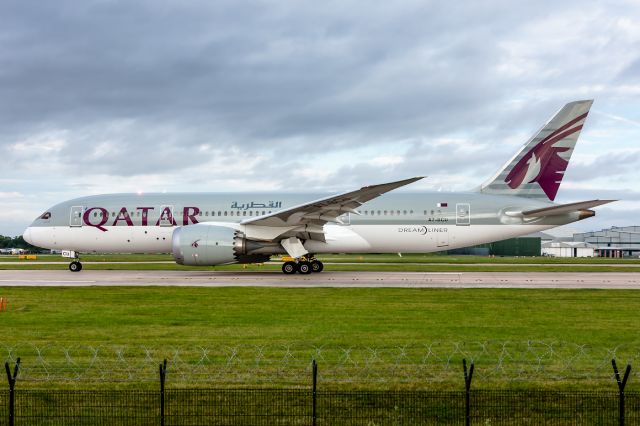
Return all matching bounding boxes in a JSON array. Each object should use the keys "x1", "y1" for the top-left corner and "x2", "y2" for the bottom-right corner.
[{"x1": 69, "y1": 206, "x2": 84, "y2": 227}]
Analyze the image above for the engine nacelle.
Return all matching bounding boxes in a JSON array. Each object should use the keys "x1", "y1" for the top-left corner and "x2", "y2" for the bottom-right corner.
[{"x1": 172, "y1": 223, "x2": 270, "y2": 266}]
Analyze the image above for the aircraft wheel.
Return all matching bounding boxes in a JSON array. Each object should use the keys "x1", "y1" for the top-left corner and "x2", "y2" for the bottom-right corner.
[
  {"x1": 69, "y1": 261, "x2": 83, "y2": 272},
  {"x1": 282, "y1": 261, "x2": 297, "y2": 275},
  {"x1": 311, "y1": 260, "x2": 324, "y2": 273},
  {"x1": 298, "y1": 261, "x2": 312, "y2": 274}
]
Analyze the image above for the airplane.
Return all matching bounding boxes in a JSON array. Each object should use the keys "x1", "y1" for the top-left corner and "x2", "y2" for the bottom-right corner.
[{"x1": 23, "y1": 100, "x2": 613, "y2": 273}]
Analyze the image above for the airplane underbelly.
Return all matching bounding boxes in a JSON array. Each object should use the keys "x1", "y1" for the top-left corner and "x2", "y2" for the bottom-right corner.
[
  {"x1": 28, "y1": 226, "x2": 174, "y2": 253},
  {"x1": 306, "y1": 224, "x2": 555, "y2": 254}
]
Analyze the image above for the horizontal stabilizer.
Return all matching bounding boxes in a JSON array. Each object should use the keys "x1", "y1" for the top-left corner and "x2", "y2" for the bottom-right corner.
[{"x1": 522, "y1": 200, "x2": 615, "y2": 218}]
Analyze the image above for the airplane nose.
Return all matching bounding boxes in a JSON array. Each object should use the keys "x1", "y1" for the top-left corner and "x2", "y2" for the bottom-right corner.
[{"x1": 23, "y1": 227, "x2": 33, "y2": 245}]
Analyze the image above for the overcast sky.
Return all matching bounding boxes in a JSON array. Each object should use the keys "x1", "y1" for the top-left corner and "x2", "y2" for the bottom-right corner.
[{"x1": 1, "y1": 0, "x2": 639, "y2": 236}]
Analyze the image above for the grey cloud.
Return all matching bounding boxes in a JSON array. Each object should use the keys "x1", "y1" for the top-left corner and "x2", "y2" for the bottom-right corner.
[
  {"x1": 557, "y1": 187, "x2": 640, "y2": 203},
  {"x1": 1, "y1": 0, "x2": 640, "y2": 234},
  {"x1": 0, "y1": 1, "x2": 557, "y2": 142},
  {"x1": 566, "y1": 151, "x2": 640, "y2": 182}
]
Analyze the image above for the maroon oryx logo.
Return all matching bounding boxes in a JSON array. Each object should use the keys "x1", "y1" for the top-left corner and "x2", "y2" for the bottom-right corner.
[{"x1": 504, "y1": 112, "x2": 587, "y2": 201}]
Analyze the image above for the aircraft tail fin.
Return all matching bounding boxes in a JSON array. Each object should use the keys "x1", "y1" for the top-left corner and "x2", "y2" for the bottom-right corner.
[{"x1": 478, "y1": 100, "x2": 593, "y2": 201}]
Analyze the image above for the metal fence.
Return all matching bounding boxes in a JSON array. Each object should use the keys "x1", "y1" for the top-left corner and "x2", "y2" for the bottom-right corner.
[
  {"x1": 3, "y1": 359, "x2": 639, "y2": 425},
  {"x1": 3, "y1": 388, "x2": 640, "y2": 425}
]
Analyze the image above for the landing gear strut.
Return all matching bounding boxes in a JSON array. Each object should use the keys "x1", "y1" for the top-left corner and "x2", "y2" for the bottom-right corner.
[{"x1": 281, "y1": 255, "x2": 324, "y2": 274}]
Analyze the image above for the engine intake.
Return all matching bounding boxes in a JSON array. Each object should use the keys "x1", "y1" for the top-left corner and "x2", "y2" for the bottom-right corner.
[{"x1": 172, "y1": 224, "x2": 270, "y2": 266}]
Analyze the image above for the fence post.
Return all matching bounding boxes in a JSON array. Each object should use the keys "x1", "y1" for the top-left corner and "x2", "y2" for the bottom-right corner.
[
  {"x1": 612, "y1": 359, "x2": 631, "y2": 426},
  {"x1": 463, "y1": 359, "x2": 474, "y2": 426},
  {"x1": 312, "y1": 359, "x2": 317, "y2": 426},
  {"x1": 159, "y1": 359, "x2": 167, "y2": 426},
  {"x1": 5, "y1": 358, "x2": 20, "y2": 426}
]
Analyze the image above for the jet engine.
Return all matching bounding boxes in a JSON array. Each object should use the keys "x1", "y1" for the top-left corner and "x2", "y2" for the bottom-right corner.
[{"x1": 172, "y1": 223, "x2": 271, "y2": 266}]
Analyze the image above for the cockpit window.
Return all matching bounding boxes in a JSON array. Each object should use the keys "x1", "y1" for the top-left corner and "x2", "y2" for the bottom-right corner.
[{"x1": 39, "y1": 212, "x2": 51, "y2": 220}]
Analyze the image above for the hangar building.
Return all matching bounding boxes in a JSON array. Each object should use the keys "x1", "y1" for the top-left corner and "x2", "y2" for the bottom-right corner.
[{"x1": 571, "y1": 226, "x2": 640, "y2": 258}]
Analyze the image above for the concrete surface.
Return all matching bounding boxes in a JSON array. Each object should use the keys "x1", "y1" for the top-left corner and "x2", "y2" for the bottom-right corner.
[{"x1": 0, "y1": 270, "x2": 639, "y2": 288}]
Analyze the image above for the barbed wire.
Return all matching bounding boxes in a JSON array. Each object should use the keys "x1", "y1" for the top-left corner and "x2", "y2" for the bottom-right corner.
[{"x1": 2, "y1": 341, "x2": 639, "y2": 386}]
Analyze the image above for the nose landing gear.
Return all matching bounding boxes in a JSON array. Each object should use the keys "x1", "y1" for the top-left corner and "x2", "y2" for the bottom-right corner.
[
  {"x1": 280, "y1": 255, "x2": 324, "y2": 274},
  {"x1": 62, "y1": 250, "x2": 83, "y2": 272},
  {"x1": 69, "y1": 260, "x2": 83, "y2": 272}
]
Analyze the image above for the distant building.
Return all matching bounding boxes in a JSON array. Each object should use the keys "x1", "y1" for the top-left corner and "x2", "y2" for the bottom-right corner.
[
  {"x1": 572, "y1": 226, "x2": 640, "y2": 258},
  {"x1": 541, "y1": 241, "x2": 595, "y2": 258},
  {"x1": 0, "y1": 248, "x2": 26, "y2": 255}
]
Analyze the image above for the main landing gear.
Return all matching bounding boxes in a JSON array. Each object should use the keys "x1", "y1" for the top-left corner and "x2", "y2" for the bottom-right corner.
[{"x1": 281, "y1": 255, "x2": 324, "y2": 275}]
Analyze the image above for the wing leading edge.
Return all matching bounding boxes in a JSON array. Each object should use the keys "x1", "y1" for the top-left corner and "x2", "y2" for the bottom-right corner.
[{"x1": 241, "y1": 176, "x2": 424, "y2": 243}]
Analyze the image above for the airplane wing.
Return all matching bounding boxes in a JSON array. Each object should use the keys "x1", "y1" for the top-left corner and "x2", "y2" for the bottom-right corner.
[
  {"x1": 241, "y1": 177, "x2": 424, "y2": 242},
  {"x1": 521, "y1": 199, "x2": 615, "y2": 218}
]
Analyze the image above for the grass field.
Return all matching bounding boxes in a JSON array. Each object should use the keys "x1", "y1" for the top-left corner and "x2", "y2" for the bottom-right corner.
[{"x1": 1, "y1": 286, "x2": 639, "y2": 390}]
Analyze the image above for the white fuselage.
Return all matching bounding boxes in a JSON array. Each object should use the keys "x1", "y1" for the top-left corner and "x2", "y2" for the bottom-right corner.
[{"x1": 23, "y1": 191, "x2": 574, "y2": 256}]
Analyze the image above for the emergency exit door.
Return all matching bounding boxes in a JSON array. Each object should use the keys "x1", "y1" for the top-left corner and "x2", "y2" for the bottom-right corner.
[{"x1": 456, "y1": 203, "x2": 470, "y2": 226}]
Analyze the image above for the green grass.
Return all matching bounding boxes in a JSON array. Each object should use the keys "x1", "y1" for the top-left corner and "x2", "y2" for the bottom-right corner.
[
  {"x1": 1, "y1": 286, "x2": 639, "y2": 389},
  {"x1": 4, "y1": 286, "x2": 636, "y2": 344}
]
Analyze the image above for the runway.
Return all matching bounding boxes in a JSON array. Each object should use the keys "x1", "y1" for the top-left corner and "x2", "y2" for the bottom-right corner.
[{"x1": 0, "y1": 270, "x2": 639, "y2": 288}]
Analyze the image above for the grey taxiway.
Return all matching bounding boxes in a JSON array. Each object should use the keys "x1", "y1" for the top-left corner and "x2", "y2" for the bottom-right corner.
[{"x1": 0, "y1": 270, "x2": 638, "y2": 289}]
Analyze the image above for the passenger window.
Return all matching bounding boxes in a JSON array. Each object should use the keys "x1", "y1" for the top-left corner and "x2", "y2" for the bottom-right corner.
[
  {"x1": 390, "y1": 211, "x2": 394, "y2": 216},
  {"x1": 403, "y1": 210, "x2": 407, "y2": 215},
  {"x1": 205, "y1": 211, "x2": 209, "y2": 216},
  {"x1": 243, "y1": 211, "x2": 247, "y2": 216},
  {"x1": 218, "y1": 211, "x2": 221, "y2": 216},
  {"x1": 224, "y1": 211, "x2": 228, "y2": 216}
]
